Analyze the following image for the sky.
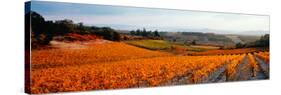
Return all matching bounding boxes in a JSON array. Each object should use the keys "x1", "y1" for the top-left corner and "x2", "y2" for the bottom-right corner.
[{"x1": 30, "y1": 1, "x2": 269, "y2": 34}]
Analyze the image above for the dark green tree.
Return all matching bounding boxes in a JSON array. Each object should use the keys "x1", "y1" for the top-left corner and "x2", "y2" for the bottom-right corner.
[
  {"x1": 191, "y1": 40, "x2": 196, "y2": 45},
  {"x1": 236, "y1": 42, "x2": 245, "y2": 48},
  {"x1": 142, "y1": 28, "x2": 147, "y2": 36},
  {"x1": 154, "y1": 30, "x2": 160, "y2": 37},
  {"x1": 26, "y1": 11, "x2": 53, "y2": 48},
  {"x1": 136, "y1": 29, "x2": 141, "y2": 36},
  {"x1": 255, "y1": 34, "x2": 269, "y2": 47},
  {"x1": 54, "y1": 19, "x2": 75, "y2": 35},
  {"x1": 130, "y1": 30, "x2": 136, "y2": 35},
  {"x1": 95, "y1": 27, "x2": 121, "y2": 41}
]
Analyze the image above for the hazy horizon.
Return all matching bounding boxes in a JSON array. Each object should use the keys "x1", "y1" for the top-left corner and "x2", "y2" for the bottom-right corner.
[{"x1": 30, "y1": 1, "x2": 269, "y2": 35}]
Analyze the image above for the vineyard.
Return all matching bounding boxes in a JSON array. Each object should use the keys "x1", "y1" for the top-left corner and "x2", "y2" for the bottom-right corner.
[
  {"x1": 186, "y1": 48, "x2": 259, "y2": 55},
  {"x1": 30, "y1": 41, "x2": 269, "y2": 94},
  {"x1": 31, "y1": 42, "x2": 172, "y2": 69}
]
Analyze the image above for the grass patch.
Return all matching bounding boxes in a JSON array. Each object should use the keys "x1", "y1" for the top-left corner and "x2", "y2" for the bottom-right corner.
[
  {"x1": 185, "y1": 45, "x2": 219, "y2": 52},
  {"x1": 125, "y1": 40, "x2": 220, "y2": 53},
  {"x1": 185, "y1": 46, "x2": 206, "y2": 52},
  {"x1": 125, "y1": 40, "x2": 172, "y2": 50}
]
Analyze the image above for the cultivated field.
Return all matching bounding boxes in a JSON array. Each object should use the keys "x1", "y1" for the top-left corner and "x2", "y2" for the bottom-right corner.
[
  {"x1": 30, "y1": 40, "x2": 269, "y2": 94},
  {"x1": 26, "y1": 6, "x2": 269, "y2": 94}
]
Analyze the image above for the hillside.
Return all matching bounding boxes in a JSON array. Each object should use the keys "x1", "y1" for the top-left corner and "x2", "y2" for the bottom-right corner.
[{"x1": 30, "y1": 40, "x2": 269, "y2": 94}]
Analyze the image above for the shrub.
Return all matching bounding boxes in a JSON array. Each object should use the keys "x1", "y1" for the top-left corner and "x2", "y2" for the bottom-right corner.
[{"x1": 64, "y1": 33, "x2": 101, "y2": 41}]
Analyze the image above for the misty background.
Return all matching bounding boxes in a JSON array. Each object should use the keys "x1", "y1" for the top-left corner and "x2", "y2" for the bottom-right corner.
[{"x1": 30, "y1": 1, "x2": 269, "y2": 36}]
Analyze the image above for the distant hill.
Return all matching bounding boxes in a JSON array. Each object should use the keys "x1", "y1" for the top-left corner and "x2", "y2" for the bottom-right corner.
[
  {"x1": 91, "y1": 24, "x2": 269, "y2": 36},
  {"x1": 159, "y1": 32, "x2": 236, "y2": 48},
  {"x1": 238, "y1": 30, "x2": 269, "y2": 36}
]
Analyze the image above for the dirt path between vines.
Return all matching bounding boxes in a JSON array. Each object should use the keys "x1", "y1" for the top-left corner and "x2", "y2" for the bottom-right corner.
[
  {"x1": 158, "y1": 55, "x2": 269, "y2": 86},
  {"x1": 254, "y1": 56, "x2": 269, "y2": 79}
]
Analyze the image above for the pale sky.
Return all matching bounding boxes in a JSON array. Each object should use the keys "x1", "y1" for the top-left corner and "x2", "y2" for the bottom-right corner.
[{"x1": 30, "y1": 1, "x2": 269, "y2": 33}]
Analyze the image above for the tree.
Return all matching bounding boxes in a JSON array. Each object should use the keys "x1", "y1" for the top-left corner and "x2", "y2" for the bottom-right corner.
[
  {"x1": 54, "y1": 19, "x2": 75, "y2": 35},
  {"x1": 142, "y1": 28, "x2": 147, "y2": 36},
  {"x1": 26, "y1": 11, "x2": 123, "y2": 49},
  {"x1": 236, "y1": 43, "x2": 245, "y2": 48},
  {"x1": 26, "y1": 11, "x2": 54, "y2": 48},
  {"x1": 173, "y1": 39, "x2": 177, "y2": 42},
  {"x1": 113, "y1": 31, "x2": 121, "y2": 41},
  {"x1": 191, "y1": 40, "x2": 196, "y2": 45},
  {"x1": 130, "y1": 30, "x2": 136, "y2": 35},
  {"x1": 95, "y1": 27, "x2": 121, "y2": 41},
  {"x1": 154, "y1": 30, "x2": 160, "y2": 37},
  {"x1": 147, "y1": 31, "x2": 152, "y2": 36},
  {"x1": 76, "y1": 22, "x2": 90, "y2": 34},
  {"x1": 78, "y1": 22, "x2": 83, "y2": 27},
  {"x1": 255, "y1": 34, "x2": 269, "y2": 47},
  {"x1": 136, "y1": 29, "x2": 141, "y2": 35}
]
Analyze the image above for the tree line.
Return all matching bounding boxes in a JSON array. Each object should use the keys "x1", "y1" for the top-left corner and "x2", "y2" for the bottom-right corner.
[
  {"x1": 129, "y1": 28, "x2": 161, "y2": 37},
  {"x1": 236, "y1": 34, "x2": 269, "y2": 48},
  {"x1": 25, "y1": 11, "x2": 121, "y2": 49}
]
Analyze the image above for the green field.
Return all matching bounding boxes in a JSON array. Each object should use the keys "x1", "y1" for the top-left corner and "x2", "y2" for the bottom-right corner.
[
  {"x1": 125, "y1": 40, "x2": 220, "y2": 52},
  {"x1": 125, "y1": 40, "x2": 172, "y2": 50},
  {"x1": 186, "y1": 45, "x2": 220, "y2": 51}
]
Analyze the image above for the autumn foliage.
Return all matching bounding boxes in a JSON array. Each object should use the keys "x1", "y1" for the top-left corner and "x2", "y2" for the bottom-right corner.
[
  {"x1": 225, "y1": 54, "x2": 245, "y2": 80},
  {"x1": 31, "y1": 42, "x2": 172, "y2": 69},
  {"x1": 30, "y1": 42, "x2": 269, "y2": 94},
  {"x1": 248, "y1": 53, "x2": 259, "y2": 77},
  {"x1": 255, "y1": 51, "x2": 269, "y2": 64},
  {"x1": 63, "y1": 33, "x2": 101, "y2": 41},
  {"x1": 187, "y1": 48, "x2": 257, "y2": 56}
]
